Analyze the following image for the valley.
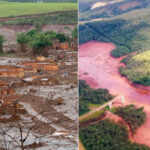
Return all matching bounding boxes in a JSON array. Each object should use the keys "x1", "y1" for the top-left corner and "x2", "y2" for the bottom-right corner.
[{"x1": 79, "y1": 41, "x2": 150, "y2": 149}]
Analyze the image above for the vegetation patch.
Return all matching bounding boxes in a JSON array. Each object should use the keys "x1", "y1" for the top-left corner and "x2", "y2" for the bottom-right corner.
[
  {"x1": 80, "y1": 119, "x2": 150, "y2": 150},
  {"x1": 1, "y1": 10, "x2": 77, "y2": 25},
  {"x1": 17, "y1": 29, "x2": 70, "y2": 55},
  {"x1": 79, "y1": 109, "x2": 106, "y2": 124},
  {"x1": 79, "y1": 80, "x2": 113, "y2": 115},
  {"x1": 120, "y1": 50, "x2": 150, "y2": 86},
  {"x1": 114, "y1": 105, "x2": 146, "y2": 133},
  {"x1": 0, "y1": 35, "x2": 4, "y2": 53}
]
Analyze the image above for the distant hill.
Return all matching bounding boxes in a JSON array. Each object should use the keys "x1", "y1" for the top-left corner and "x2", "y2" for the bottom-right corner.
[{"x1": 79, "y1": 0, "x2": 150, "y2": 21}]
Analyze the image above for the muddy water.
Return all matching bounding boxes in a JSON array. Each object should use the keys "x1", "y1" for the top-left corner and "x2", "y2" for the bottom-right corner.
[{"x1": 79, "y1": 41, "x2": 150, "y2": 146}]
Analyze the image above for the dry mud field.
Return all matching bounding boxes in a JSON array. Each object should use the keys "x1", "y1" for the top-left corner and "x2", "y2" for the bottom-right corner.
[{"x1": 0, "y1": 25, "x2": 77, "y2": 149}]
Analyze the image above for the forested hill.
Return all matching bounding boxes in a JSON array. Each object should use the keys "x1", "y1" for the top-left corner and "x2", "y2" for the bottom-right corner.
[
  {"x1": 79, "y1": 7, "x2": 150, "y2": 57},
  {"x1": 3, "y1": 0, "x2": 77, "y2": 2}
]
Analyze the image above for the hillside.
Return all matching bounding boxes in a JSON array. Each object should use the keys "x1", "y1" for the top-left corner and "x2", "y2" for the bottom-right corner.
[
  {"x1": 79, "y1": 0, "x2": 150, "y2": 21},
  {"x1": 79, "y1": 7, "x2": 150, "y2": 57}
]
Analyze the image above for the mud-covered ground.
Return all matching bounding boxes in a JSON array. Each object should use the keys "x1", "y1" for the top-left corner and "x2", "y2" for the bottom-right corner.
[{"x1": 0, "y1": 49, "x2": 78, "y2": 149}]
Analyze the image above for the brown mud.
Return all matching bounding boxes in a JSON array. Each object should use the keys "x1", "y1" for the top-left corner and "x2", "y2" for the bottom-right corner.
[{"x1": 0, "y1": 49, "x2": 77, "y2": 149}]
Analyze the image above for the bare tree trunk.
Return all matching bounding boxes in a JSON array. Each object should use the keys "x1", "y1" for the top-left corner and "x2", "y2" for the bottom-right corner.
[
  {"x1": 0, "y1": 44, "x2": 3, "y2": 53},
  {"x1": 19, "y1": 125, "x2": 24, "y2": 150}
]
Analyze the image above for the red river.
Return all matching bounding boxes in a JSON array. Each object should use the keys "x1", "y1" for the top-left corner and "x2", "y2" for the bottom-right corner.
[{"x1": 79, "y1": 41, "x2": 150, "y2": 146}]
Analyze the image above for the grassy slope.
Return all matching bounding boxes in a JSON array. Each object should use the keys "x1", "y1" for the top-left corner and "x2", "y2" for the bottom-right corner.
[
  {"x1": 120, "y1": 50, "x2": 150, "y2": 86},
  {"x1": 0, "y1": 2, "x2": 77, "y2": 17}
]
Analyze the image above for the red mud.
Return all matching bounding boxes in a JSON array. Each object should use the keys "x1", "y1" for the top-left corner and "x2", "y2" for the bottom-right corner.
[{"x1": 79, "y1": 41, "x2": 150, "y2": 146}]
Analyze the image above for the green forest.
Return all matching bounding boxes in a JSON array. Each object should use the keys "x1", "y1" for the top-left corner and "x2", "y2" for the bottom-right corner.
[
  {"x1": 80, "y1": 119, "x2": 150, "y2": 150},
  {"x1": 79, "y1": 18, "x2": 150, "y2": 57},
  {"x1": 79, "y1": 80, "x2": 113, "y2": 115},
  {"x1": 114, "y1": 105, "x2": 146, "y2": 133}
]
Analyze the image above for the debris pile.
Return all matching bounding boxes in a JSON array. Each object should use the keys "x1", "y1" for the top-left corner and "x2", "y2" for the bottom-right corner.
[{"x1": 0, "y1": 49, "x2": 77, "y2": 150}]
